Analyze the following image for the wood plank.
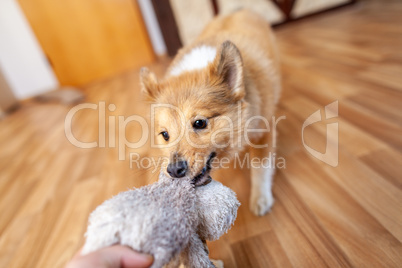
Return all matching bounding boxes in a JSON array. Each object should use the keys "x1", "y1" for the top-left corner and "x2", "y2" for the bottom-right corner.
[
  {"x1": 231, "y1": 231, "x2": 293, "y2": 268},
  {"x1": 282, "y1": 94, "x2": 388, "y2": 157},
  {"x1": 360, "y1": 148, "x2": 402, "y2": 190},
  {"x1": 272, "y1": 172, "x2": 353, "y2": 267},
  {"x1": 281, "y1": 151, "x2": 402, "y2": 267}
]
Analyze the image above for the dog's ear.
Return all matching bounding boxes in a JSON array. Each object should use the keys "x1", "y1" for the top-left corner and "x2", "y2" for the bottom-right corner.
[
  {"x1": 212, "y1": 41, "x2": 245, "y2": 100},
  {"x1": 140, "y1": 67, "x2": 159, "y2": 101}
]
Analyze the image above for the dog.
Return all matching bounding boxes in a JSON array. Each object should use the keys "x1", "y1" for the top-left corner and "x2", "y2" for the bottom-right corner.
[{"x1": 140, "y1": 10, "x2": 281, "y2": 216}]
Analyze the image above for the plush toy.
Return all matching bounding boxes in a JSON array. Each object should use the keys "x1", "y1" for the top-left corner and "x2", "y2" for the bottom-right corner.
[{"x1": 81, "y1": 172, "x2": 240, "y2": 268}]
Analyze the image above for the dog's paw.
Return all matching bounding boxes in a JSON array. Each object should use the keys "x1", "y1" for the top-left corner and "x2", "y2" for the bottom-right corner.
[
  {"x1": 211, "y1": 259, "x2": 224, "y2": 268},
  {"x1": 250, "y1": 191, "x2": 274, "y2": 216}
]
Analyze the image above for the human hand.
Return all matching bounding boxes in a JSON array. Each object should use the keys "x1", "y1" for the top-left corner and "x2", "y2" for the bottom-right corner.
[{"x1": 65, "y1": 245, "x2": 153, "y2": 268}]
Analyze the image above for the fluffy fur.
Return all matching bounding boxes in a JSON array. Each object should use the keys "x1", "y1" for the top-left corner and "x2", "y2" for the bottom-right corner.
[
  {"x1": 82, "y1": 173, "x2": 240, "y2": 268},
  {"x1": 169, "y1": 46, "x2": 217, "y2": 76},
  {"x1": 141, "y1": 10, "x2": 281, "y2": 215}
]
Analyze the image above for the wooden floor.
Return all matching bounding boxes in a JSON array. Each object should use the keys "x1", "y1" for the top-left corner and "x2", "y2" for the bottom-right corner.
[{"x1": 1, "y1": 1, "x2": 401, "y2": 267}]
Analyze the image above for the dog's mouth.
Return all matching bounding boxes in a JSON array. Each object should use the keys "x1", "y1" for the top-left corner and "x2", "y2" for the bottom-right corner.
[{"x1": 192, "y1": 152, "x2": 216, "y2": 186}]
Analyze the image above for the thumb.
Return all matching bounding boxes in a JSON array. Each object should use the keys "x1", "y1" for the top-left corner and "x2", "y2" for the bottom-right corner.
[{"x1": 92, "y1": 245, "x2": 153, "y2": 268}]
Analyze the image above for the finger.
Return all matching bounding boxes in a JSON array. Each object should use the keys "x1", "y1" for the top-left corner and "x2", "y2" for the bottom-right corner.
[
  {"x1": 98, "y1": 245, "x2": 153, "y2": 268},
  {"x1": 73, "y1": 246, "x2": 83, "y2": 258}
]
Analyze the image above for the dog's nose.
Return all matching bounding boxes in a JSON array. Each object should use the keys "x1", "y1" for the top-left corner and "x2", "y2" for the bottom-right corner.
[{"x1": 167, "y1": 161, "x2": 188, "y2": 178}]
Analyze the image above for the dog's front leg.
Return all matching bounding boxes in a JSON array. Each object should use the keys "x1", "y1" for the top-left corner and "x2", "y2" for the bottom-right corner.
[{"x1": 249, "y1": 132, "x2": 275, "y2": 216}]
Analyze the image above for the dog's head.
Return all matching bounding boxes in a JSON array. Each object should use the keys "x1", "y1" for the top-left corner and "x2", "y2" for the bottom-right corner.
[{"x1": 140, "y1": 41, "x2": 247, "y2": 185}]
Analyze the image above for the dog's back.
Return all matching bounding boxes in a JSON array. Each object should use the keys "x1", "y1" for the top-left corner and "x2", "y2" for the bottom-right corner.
[{"x1": 169, "y1": 10, "x2": 281, "y2": 121}]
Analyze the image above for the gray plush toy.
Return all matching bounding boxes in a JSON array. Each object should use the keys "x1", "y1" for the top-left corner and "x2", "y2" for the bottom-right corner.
[{"x1": 82, "y1": 172, "x2": 240, "y2": 268}]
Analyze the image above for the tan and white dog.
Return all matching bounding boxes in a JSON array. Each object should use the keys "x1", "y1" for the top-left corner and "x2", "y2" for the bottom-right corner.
[{"x1": 140, "y1": 10, "x2": 281, "y2": 216}]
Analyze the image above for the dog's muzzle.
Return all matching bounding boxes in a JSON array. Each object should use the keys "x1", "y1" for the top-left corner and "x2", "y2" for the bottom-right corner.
[{"x1": 192, "y1": 152, "x2": 216, "y2": 186}]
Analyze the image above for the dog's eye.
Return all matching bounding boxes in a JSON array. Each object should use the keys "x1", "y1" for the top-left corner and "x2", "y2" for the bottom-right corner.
[
  {"x1": 160, "y1": 131, "x2": 169, "y2": 141},
  {"x1": 193, "y1": 119, "x2": 207, "y2": 129}
]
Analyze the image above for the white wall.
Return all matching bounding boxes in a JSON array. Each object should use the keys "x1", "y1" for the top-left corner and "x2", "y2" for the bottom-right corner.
[
  {"x1": 0, "y1": 0, "x2": 58, "y2": 100},
  {"x1": 137, "y1": 0, "x2": 167, "y2": 56}
]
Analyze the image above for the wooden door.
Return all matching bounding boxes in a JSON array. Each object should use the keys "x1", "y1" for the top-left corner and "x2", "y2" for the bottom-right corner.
[{"x1": 18, "y1": 0, "x2": 155, "y2": 86}]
